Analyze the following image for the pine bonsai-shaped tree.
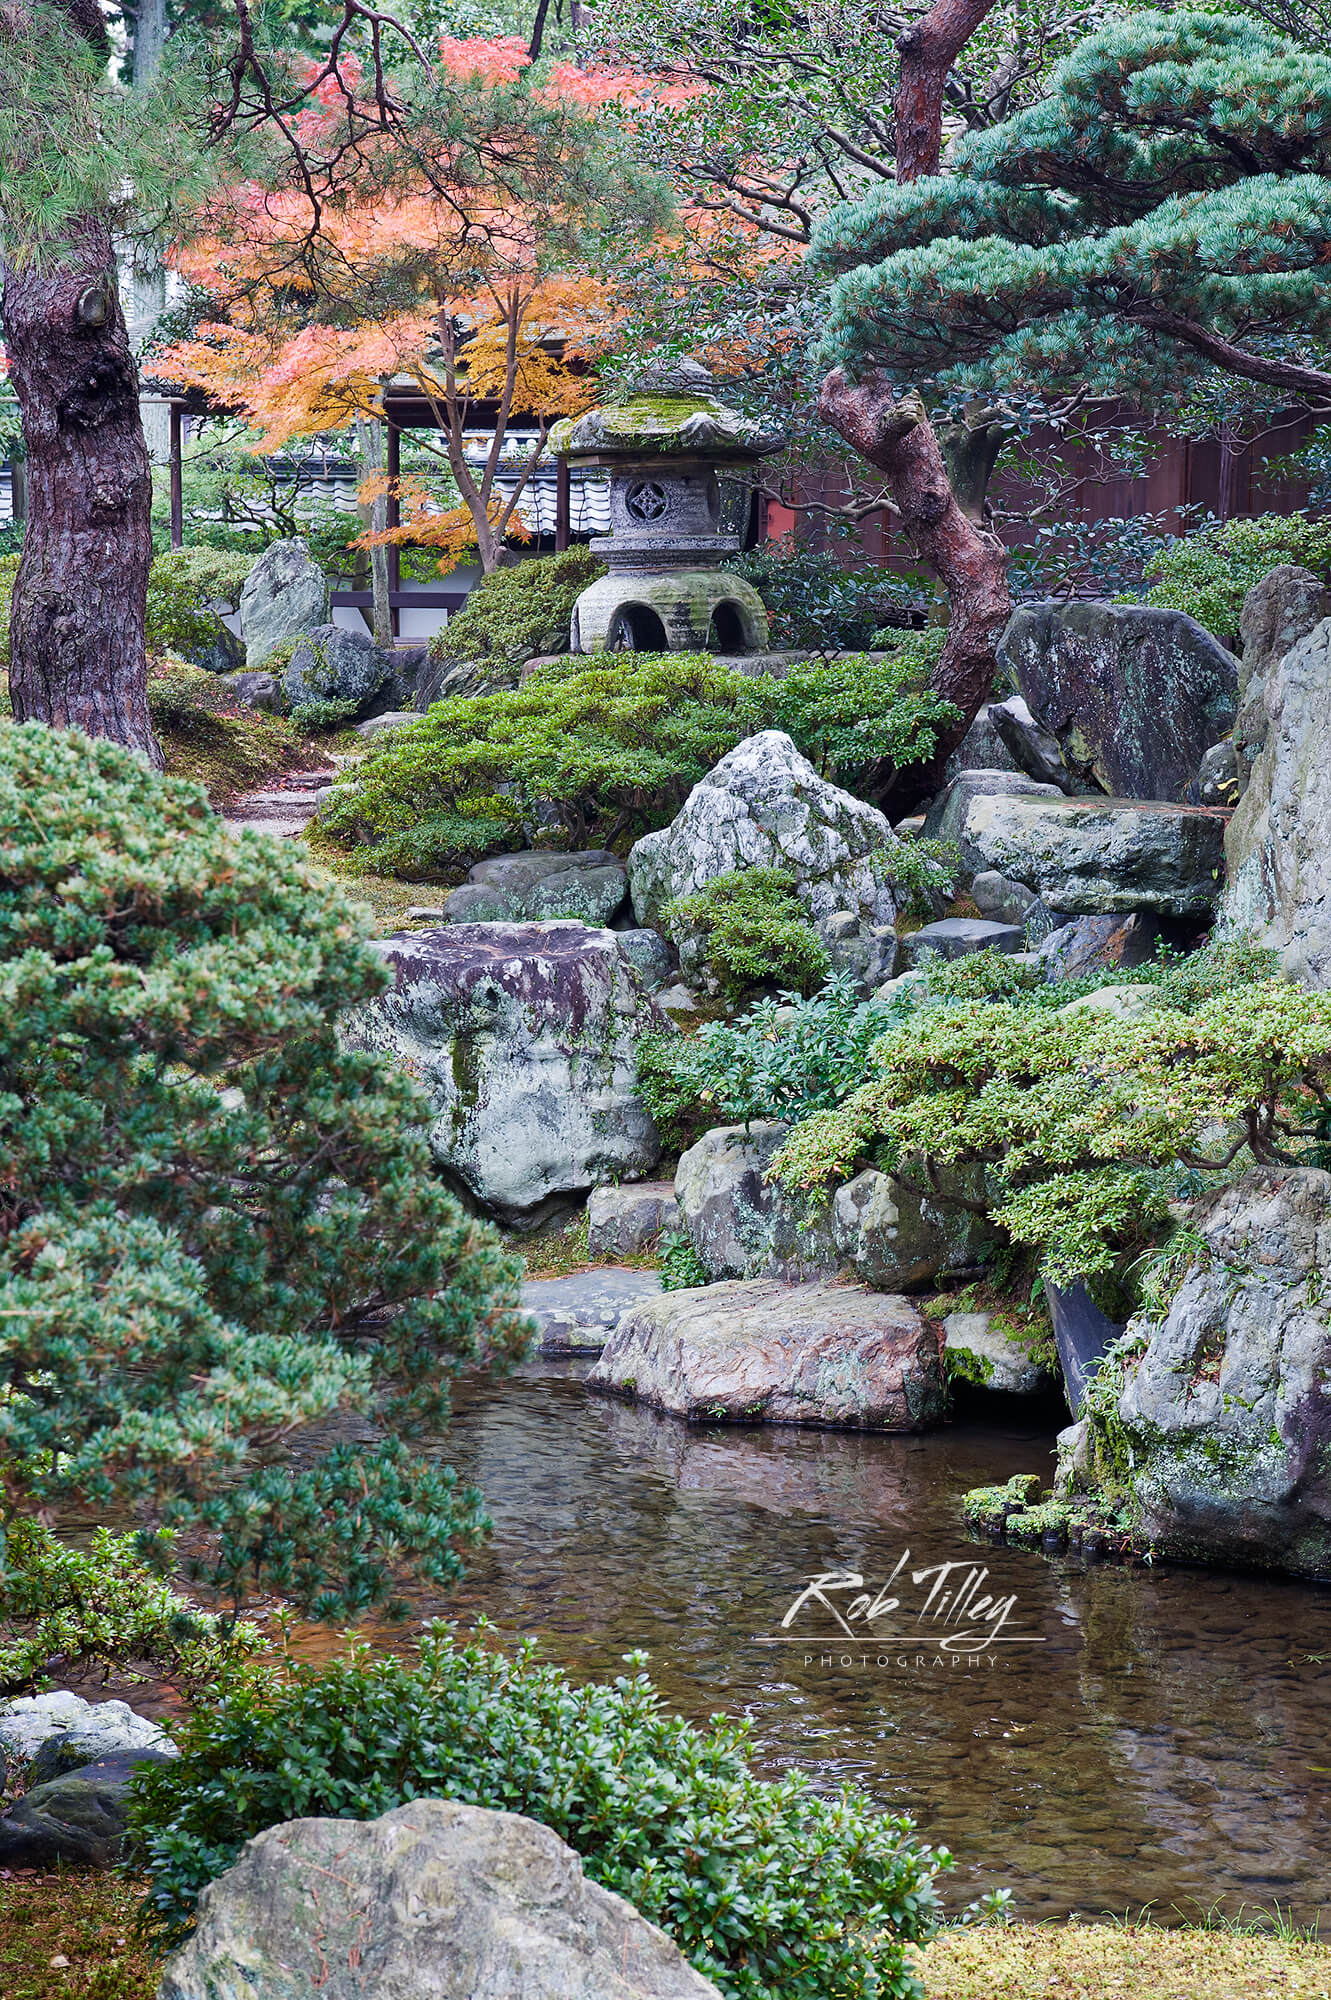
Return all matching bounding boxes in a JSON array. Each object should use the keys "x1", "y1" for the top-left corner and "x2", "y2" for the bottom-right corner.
[
  {"x1": 811, "y1": 10, "x2": 1331, "y2": 416},
  {"x1": 0, "y1": 725, "x2": 529, "y2": 1630}
]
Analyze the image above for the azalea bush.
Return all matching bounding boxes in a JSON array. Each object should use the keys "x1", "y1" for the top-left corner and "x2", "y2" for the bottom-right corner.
[
  {"x1": 130, "y1": 1627, "x2": 948, "y2": 2000},
  {"x1": 664, "y1": 867, "x2": 830, "y2": 1002},
  {"x1": 773, "y1": 977, "x2": 1331, "y2": 1287},
  {"x1": 0, "y1": 723, "x2": 528, "y2": 1626}
]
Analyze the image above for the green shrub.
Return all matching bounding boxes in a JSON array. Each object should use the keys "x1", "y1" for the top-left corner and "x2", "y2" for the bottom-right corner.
[
  {"x1": 1139, "y1": 513, "x2": 1331, "y2": 638},
  {"x1": 664, "y1": 868, "x2": 831, "y2": 1001},
  {"x1": 145, "y1": 548, "x2": 252, "y2": 658},
  {"x1": 427, "y1": 548, "x2": 606, "y2": 671},
  {"x1": 287, "y1": 696, "x2": 360, "y2": 734},
  {"x1": 774, "y1": 975, "x2": 1331, "y2": 1289},
  {"x1": 0, "y1": 722, "x2": 528, "y2": 1622},
  {"x1": 720, "y1": 539, "x2": 928, "y2": 650},
  {"x1": 658, "y1": 1228, "x2": 711, "y2": 1290},
  {"x1": 0, "y1": 1520, "x2": 259, "y2": 1698},
  {"x1": 324, "y1": 646, "x2": 950, "y2": 878},
  {"x1": 129, "y1": 1627, "x2": 947, "y2": 1999},
  {"x1": 759, "y1": 635, "x2": 957, "y2": 787},
  {"x1": 637, "y1": 973, "x2": 906, "y2": 1145}
]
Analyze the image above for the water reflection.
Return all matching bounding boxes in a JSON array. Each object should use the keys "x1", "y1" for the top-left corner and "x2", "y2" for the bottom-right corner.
[{"x1": 347, "y1": 1362, "x2": 1331, "y2": 1922}]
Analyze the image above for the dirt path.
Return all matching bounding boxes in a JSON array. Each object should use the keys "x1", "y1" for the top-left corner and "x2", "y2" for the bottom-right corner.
[{"x1": 223, "y1": 768, "x2": 333, "y2": 839}]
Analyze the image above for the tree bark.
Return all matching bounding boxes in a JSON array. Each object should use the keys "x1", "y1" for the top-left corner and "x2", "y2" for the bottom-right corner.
[
  {"x1": 819, "y1": 372, "x2": 1011, "y2": 818},
  {"x1": 894, "y1": 0, "x2": 999, "y2": 182},
  {"x1": 355, "y1": 415, "x2": 394, "y2": 647},
  {"x1": 1, "y1": 220, "x2": 161, "y2": 764}
]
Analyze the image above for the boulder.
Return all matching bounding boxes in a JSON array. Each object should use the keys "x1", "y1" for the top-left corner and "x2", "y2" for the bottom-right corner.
[
  {"x1": 355, "y1": 708, "x2": 421, "y2": 741},
  {"x1": 943, "y1": 1311, "x2": 1055, "y2": 1396},
  {"x1": 1220, "y1": 616, "x2": 1331, "y2": 985},
  {"x1": 523, "y1": 1268, "x2": 665, "y2": 1355},
  {"x1": 998, "y1": 600, "x2": 1239, "y2": 801},
  {"x1": 588, "y1": 1278, "x2": 945, "y2": 1429},
  {"x1": 0, "y1": 1692, "x2": 171, "y2": 1777},
  {"x1": 0, "y1": 1751, "x2": 175, "y2": 1869},
  {"x1": 970, "y1": 870, "x2": 1039, "y2": 926},
  {"x1": 1238, "y1": 565, "x2": 1331, "y2": 702},
  {"x1": 902, "y1": 917, "x2": 1026, "y2": 966},
  {"x1": 614, "y1": 927, "x2": 675, "y2": 991},
  {"x1": 1110, "y1": 1169, "x2": 1331, "y2": 1576},
  {"x1": 352, "y1": 923, "x2": 665, "y2": 1223},
  {"x1": 627, "y1": 731, "x2": 899, "y2": 939},
  {"x1": 282, "y1": 623, "x2": 391, "y2": 718},
  {"x1": 238, "y1": 539, "x2": 330, "y2": 670},
  {"x1": 960, "y1": 794, "x2": 1228, "y2": 917},
  {"x1": 922, "y1": 769, "x2": 1063, "y2": 872},
  {"x1": 988, "y1": 695, "x2": 1078, "y2": 792},
  {"x1": 1037, "y1": 912, "x2": 1164, "y2": 982},
  {"x1": 942, "y1": 704, "x2": 1020, "y2": 779},
  {"x1": 818, "y1": 909, "x2": 901, "y2": 992},
  {"x1": 159, "y1": 1799, "x2": 723, "y2": 2000},
  {"x1": 586, "y1": 1182, "x2": 681, "y2": 1258},
  {"x1": 446, "y1": 851, "x2": 628, "y2": 928},
  {"x1": 1057, "y1": 982, "x2": 1165, "y2": 1024},
  {"x1": 1197, "y1": 737, "x2": 1242, "y2": 807},
  {"x1": 674, "y1": 1129, "x2": 993, "y2": 1290},
  {"x1": 216, "y1": 669, "x2": 280, "y2": 713},
  {"x1": 182, "y1": 622, "x2": 245, "y2": 677}
]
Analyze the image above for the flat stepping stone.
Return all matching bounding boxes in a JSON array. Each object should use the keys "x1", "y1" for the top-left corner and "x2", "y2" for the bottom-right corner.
[
  {"x1": 523, "y1": 1268, "x2": 664, "y2": 1355},
  {"x1": 904, "y1": 917, "x2": 1026, "y2": 964}
]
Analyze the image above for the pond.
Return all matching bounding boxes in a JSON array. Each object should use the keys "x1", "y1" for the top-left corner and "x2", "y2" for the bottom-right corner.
[{"x1": 386, "y1": 1359, "x2": 1331, "y2": 1926}]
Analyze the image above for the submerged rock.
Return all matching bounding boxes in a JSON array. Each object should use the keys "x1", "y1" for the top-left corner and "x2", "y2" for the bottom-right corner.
[
  {"x1": 159, "y1": 1800, "x2": 723, "y2": 2000},
  {"x1": 352, "y1": 923, "x2": 665, "y2": 1223},
  {"x1": 588, "y1": 1278, "x2": 946, "y2": 1429},
  {"x1": 523, "y1": 1268, "x2": 665, "y2": 1355}
]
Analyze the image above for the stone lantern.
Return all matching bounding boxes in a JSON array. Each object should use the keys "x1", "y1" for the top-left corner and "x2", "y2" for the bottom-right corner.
[{"x1": 549, "y1": 360, "x2": 780, "y2": 655}]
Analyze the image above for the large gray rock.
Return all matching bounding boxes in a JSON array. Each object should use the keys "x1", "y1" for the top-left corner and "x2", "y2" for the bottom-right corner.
[
  {"x1": 588, "y1": 1278, "x2": 946, "y2": 1429},
  {"x1": 970, "y1": 870, "x2": 1039, "y2": 925},
  {"x1": 1036, "y1": 911, "x2": 1164, "y2": 982},
  {"x1": 216, "y1": 669, "x2": 280, "y2": 713},
  {"x1": 614, "y1": 927, "x2": 675, "y2": 991},
  {"x1": 586, "y1": 1182, "x2": 681, "y2": 1258},
  {"x1": 902, "y1": 917, "x2": 1025, "y2": 966},
  {"x1": 159, "y1": 1799, "x2": 723, "y2": 2000},
  {"x1": 988, "y1": 695, "x2": 1078, "y2": 792},
  {"x1": 1238, "y1": 564, "x2": 1331, "y2": 702},
  {"x1": 523, "y1": 1268, "x2": 665, "y2": 1355},
  {"x1": 959, "y1": 793, "x2": 1228, "y2": 917},
  {"x1": 998, "y1": 600, "x2": 1239, "y2": 801},
  {"x1": 943, "y1": 1311, "x2": 1056, "y2": 1397},
  {"x1": 1220, "y1": 616, "x2": 1331, "y2": 985},
  {"x1": 674, "y1": 1128, "x2": 993, "y2": 1290},
  {"x1": 353, "y1": 923, "x2": 665, "y2": 1223},
  {"x1": 922, "y1": 769, "x2": 1062, "y2": 874},
  {"x1": 0, "y1": 1692, "x2": 171, "y2": 1777},
  {"x1": 238, "y1": 538, "x2": 329, "y2": 670},
  {"x1": 282, "y1": 623, "x2": 391, "y2": 718},
  {"x1": 627, "y1": 731, "x2": 900, "y2": 943},
  {"x1": 0, "y1": 1752, "x2": 176, "y2": 1869},
  {"x1": 1108, "y1": 1169, "x2": 1331, "y2": 1576},
  {"x1": 447, "y1": 851, "x2": 628, "y2": 927}
]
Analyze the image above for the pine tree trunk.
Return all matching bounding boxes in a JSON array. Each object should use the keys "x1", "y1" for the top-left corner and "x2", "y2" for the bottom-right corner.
[
  {"x1": 1, "y1": 219, "x2": 160, "y2": 765},
  {"x1": 819, "y1": 375, "x2": 1010, "y2": 818}
]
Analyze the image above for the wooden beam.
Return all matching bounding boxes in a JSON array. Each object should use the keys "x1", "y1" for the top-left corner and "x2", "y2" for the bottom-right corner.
[{"x1": 555, "y1": 457, "x2": 571, "y2": 551}]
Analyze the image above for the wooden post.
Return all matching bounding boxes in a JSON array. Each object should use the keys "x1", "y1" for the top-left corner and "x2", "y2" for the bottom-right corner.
[
  {"x1": 385, "y1": 416, "x2": 402, "y2": 637},
  {"x1": 555, "y1": 456, "x2": 571, "y2": 551},
  {"x1": 169, "y1": 402, "x2": 183, "y2": 548}
]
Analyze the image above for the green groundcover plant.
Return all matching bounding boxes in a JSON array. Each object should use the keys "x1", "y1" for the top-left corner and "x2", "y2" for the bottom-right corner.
[
  {"x1": 0, "y1": 724, "x2": 528, "y2": 1629},
  {"x1": 1139, "y1": 513, "x2": 1331, "y2": 639},
  {"x1": 663, "y1": 868, "x2": 830, "y2": 1002},
  {"x1": 321, "y1": 643, "x2": 957, "y2": 878},
  {"x1": 129, "y1": 1626, "x2": 948, "y2": 2000},
  {"x1": 773, "y1": 967, "x2": 1331, "y2": 1289}
]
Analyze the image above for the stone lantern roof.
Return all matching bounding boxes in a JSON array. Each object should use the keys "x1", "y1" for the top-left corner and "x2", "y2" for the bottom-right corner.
[{"x1": 548, "y1": 360, "x2": 782, "y2": 466}]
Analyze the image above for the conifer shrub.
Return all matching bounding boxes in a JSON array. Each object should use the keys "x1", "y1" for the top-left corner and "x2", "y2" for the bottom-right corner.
[
  {"x1": 663, "y1": 867, "x2": 831, "y2": 1001},
  {"x1": 130, "y1": 1627, "x2": 948, "y2": 2000},
  {"x1": 323, "y1": 646, "x2": 954, "y2": 877},
  {"x1": 1139, "y1": 513, "x2": 1331, "y2": 639},
  {"x1": 426, "y1": 547, "x2": 606, "y2": 672},
  {"x1": 0, "y1": 724, "x2": 528, "y2": 1627}
]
